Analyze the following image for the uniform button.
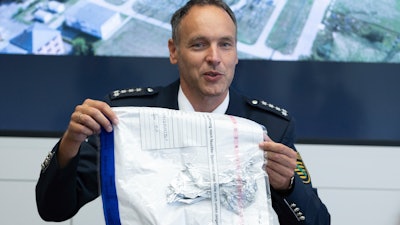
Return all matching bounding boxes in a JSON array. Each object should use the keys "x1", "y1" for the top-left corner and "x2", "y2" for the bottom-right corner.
[
  {"x1": 290, "y1": 203, "x2": 296, "y2": 208},
  {"x1": 296, "y1": 212, "x2": 303, "y2": 217},
  {"x1": 294, "y1": 207, "x2": 300, "y2": 213},
  {"x1": 252, "y1": 100, "x2": 258, "y2": 105},
  {"x1": 299, "y1": 216, "x2": 306, "y2": 221}
]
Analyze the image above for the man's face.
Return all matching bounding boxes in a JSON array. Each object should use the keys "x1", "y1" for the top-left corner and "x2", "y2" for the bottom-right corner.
[{"x1": 168, "y1": 5, "x2": 238, "y2": 101}]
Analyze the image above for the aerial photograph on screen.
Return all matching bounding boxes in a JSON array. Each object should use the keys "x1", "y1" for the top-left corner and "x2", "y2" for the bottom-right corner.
[{"x1": 0, "y1": 0, "x2": 399, "y2": 62}]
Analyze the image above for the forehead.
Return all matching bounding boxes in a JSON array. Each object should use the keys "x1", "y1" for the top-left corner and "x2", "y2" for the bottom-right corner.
[{"x1": 179, "y1": 5, "x2": 236, "y2": 40}]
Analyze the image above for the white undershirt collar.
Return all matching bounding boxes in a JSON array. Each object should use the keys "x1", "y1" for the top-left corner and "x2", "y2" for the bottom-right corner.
[{"x1": 178, "y1": 86, "x2": 229, "y2": 114}]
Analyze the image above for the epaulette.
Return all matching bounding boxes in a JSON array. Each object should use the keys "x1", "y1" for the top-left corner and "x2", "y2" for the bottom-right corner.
[
  {"x1": 246, "y1": 98, "x2": 289, "y2": 120},
  {"x1": 110, "y1": 87, "x2": 159, "y2": 100}
]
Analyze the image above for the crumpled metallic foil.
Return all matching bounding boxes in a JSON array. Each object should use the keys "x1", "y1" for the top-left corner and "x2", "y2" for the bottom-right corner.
[{"x1": 166, "y1": 158, "x2": 260, "y2": 215}]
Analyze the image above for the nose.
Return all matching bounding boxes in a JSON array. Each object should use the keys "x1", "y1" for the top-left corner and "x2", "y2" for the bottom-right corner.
[{"x1": 205, "y1": 45, "x2": 221, "y2": 66}]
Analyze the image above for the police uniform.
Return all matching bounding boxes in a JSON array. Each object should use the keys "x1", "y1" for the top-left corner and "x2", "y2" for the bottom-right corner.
[{"x1": 36, "y1": 80, "x2": 330, "y2": 224}]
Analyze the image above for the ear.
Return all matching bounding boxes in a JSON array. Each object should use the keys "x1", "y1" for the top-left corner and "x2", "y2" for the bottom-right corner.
[{"x1": 168, "y1": 39, "x2": 178, "y2": 64}]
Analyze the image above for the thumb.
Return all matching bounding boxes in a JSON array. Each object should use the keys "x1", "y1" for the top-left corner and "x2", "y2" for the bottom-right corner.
[{"x1": 263, "y1": 133, "x2": 272, "y2": 142}]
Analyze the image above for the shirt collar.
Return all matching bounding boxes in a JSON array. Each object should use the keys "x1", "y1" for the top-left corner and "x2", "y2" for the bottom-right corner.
[{"x1": 178, "y1": 86, "x2": 229, "y2": 114}]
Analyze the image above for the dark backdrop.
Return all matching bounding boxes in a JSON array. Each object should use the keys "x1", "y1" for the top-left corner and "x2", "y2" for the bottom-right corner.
[{"x1": 1, "y1": 54, "x2": 399, "y2": 145}]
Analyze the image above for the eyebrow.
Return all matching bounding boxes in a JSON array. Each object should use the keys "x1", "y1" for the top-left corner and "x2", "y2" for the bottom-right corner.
[
  {"x1": 220, "y1": 36, "x2": 236, "y2": 43},
  {"x1": 188, "y1": 35, "x2": 236, "y2": 44}
]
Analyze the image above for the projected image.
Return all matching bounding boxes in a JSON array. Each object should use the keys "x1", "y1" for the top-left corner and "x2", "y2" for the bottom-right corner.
[{"x1": 0, "y1": 0, "x2": 399, "y2": 62}]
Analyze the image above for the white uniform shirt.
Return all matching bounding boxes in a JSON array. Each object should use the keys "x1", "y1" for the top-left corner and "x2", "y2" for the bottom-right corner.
[{"x1": 178, "y1": 86, "x2": 229, "y2": 114}]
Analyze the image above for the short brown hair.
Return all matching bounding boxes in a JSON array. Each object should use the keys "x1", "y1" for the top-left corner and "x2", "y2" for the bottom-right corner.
[{"x1": 170, "y1": 0, "x2": 237, "y2": 44}]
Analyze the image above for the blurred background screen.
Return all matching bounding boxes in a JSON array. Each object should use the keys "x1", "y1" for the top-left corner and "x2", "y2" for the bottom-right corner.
[{"x1": 0, "y1": 0, "x2": 399, "y2": 145}]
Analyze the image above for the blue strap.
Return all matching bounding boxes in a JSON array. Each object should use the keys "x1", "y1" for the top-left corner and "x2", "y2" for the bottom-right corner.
[{"x1": 100, "y1": 129, "x2": 121, "y2": 225}]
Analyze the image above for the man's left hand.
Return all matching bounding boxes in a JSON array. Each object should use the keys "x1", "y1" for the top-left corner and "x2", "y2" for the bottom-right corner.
[{"x1": 259, "y1": 139, "x2": 297, "y2": 191}]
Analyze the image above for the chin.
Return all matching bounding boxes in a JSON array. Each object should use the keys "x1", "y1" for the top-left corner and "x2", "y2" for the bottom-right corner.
[{"x1": 203, "y1": 89, "x2": 227, "y2": 97}]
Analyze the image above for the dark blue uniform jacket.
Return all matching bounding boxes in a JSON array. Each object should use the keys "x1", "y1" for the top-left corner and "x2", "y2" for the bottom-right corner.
[{"x1": 36, "y1": 80, "x2": 330, "y2": 225}]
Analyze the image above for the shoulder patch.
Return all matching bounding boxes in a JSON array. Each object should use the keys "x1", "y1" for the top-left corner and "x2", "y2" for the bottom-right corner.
[
  {"x1": 109, "y1": 87, "x2": 159, "y2": 100},
  {"x1": 295, "y1": 152, "x2": 311, "y2": 184},
  {"x1": 246, "y1": 98, "x2": 289, "y2": 119}
]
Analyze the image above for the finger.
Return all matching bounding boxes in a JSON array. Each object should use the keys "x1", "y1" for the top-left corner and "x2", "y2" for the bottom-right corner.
[
  {"x1": 74, "y1": 111, "x2": 87, "y2": 125},
  {"x1": 78, "y1": 99, "x2": 117, "y2": 132},
  {"x1": 64, "y1": 117, "x2": 96, "y2": 143},
  {"x1": 73, "y1": 122, "x2": 96, "y2": 137},
  {"x1": 260, "y1": 142, "x2": 297, "y2": 159},
  {"x1": 85, "y1": 99, "x2": 119, "y2": 125},
  {"x1": 266, "y1": 166, "x2": 289, "y2": 190},
  {"x1": 266, "y1": 159, "x2": 295, "y2": 178},
  {"x1": 266, "y1": 160, "x2": 295, "y2": 191},
  {"x1": 263, "y1": 133, "x2": 272, "y2": 142},
  {"x1": 266, "y1": 151, "x2": 296, "y2": 170},
  {"x1": 75, "y1": 112, "x2": 103, "y2": 134}
]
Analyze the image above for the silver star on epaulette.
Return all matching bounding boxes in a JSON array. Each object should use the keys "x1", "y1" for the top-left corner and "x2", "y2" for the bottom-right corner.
[{"x1": 113, "y1": 90, "x2": 120, "y2": 97}]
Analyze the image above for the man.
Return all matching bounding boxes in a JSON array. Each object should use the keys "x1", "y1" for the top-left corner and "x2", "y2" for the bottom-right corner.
[{"x1": 36, "y1": 0, "x2": 330, "y2": 224}]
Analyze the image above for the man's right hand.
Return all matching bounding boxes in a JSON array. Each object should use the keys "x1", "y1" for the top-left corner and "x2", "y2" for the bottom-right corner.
[{"x1": 57, "y1": 99, "x2": 119, "y2": 168}]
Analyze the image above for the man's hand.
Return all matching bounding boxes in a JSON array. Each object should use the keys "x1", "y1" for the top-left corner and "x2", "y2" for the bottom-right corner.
[
  {"x1": 259, "y1": 139, "x2": 297, "y2": 191},
  {"x1": 58, "y1": 99, "x2": 118, "y2": 168}
]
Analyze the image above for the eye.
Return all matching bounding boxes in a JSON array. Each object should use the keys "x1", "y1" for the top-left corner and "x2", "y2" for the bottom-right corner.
[
  {"x1": 220, "y1": 41, "x2": 234, "y2": 49},
  {"x1": 191, "y1": 42, "x2": 206, "y2": 50},
  {"x1": 221, "y1": 42, "x2": 232, "y2": 47}
]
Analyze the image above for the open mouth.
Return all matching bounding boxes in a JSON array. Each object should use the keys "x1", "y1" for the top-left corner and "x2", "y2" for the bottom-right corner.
[
  {"x1": 203, "y1": 72, "x2": 222, "y2": 82},
  {"x1": 204, "y1": 71, "x2": 222, "y2": 77}
]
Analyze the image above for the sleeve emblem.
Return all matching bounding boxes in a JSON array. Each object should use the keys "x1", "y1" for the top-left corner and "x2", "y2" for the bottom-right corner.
[{"x1": 295, "y1": 152, "x2": 311, "y2": 184}]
